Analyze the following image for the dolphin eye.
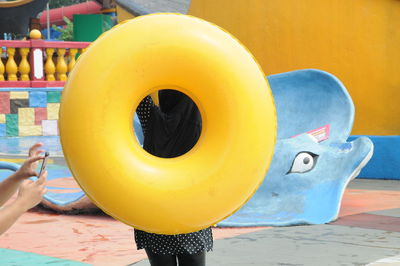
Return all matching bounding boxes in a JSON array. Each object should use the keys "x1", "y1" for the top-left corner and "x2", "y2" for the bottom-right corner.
[{"x1": 288, "y1": 152, "x2": 319, "y2": 174}]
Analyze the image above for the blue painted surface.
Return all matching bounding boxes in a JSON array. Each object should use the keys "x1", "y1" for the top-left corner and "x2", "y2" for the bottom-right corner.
[
  {"x1": 0, "y1": 248, "x2": 88, "y2": 265},
  {"x1": 270, "y1": 69, "x2": 354, "y2": 142},
  {"x1": 29, "y1": 91, "x2": 48, "y2": 108},
  {"x1": 44, "y1": 191, "x2": 86, "y2": 206},
  {"x1": 0, "y1": 136, "x2": 64, "y2": 156},
  {"x1": 219, "y1": 69, "x2": 373, "y2": 227},
  {"x1": 348, "y1": 135, "x2": 400, "y2": 180},
  {"x1": 0, "y1": 124, "x2": 6, "y2": 137},
  {"x1": 0, "y1": 161, "x2": 19, "y2": 171}
]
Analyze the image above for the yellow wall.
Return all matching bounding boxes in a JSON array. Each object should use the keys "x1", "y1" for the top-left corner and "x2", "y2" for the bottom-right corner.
[
  {"x1": 189, "y1": 0, "x2": 400, "y2": 135},
  {"x1": 116, "y1": 4, "x2": 136, "y2": 23}
]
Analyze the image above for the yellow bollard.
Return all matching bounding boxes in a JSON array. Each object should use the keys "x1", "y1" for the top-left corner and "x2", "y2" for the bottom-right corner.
[
  {"x1": 56, "y1": 48, "x2": 67, "y2": 81},
  {"x1": 6, "y1": 47, "x2": 18, "y2": 81},
  {"x1": 68, "y1": 48, "x2": 78, "y2": 73},
  {"x1": 19, "y1": 48, "x2": 30, "y2": 81},
  {"x1": 45, "y1": 48, "x2": 55, "y2": 81}
]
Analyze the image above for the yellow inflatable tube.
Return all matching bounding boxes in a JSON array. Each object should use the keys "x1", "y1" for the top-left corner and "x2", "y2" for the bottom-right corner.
[{"x1": 59, "y1": 14, "x2": 276, "y2": 234}]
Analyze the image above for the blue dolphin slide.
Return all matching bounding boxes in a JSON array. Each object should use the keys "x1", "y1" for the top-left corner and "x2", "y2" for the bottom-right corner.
[
  {"x1": 0, "y1": 69, "x2": 373, "y2": 224},
  {"x1": 219, "y1": 69, "x2": 373, "y2": 226}
]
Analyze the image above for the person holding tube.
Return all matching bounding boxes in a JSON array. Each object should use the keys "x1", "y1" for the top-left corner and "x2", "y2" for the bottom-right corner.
[{"x1": 135, "y1": 90, "x2": 212, "y2": 266}]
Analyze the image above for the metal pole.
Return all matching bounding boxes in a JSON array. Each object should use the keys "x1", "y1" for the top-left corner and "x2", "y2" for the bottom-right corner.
[{"x1": 46, "y1": 3, "x2": 50, "y2": 39}]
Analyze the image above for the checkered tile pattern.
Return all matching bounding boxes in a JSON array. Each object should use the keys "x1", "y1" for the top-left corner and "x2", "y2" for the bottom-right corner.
[{"x1": 0, "y1": 91, "x2": 62, "y2": 136}]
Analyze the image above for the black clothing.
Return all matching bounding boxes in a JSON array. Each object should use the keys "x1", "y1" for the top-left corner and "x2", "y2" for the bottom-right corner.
[
  {"x1": 135, "y1": 228, "x2": 212, "y2": 255},
  {"x1": 145, "y1": 249, "x2": 206, "y2": 266},
  {"x1": 141, "y1": 90, "x2": 202, "y2": 158},
  {"x1": 135, "y1": 91, "x2": 213, "y2": 256}
]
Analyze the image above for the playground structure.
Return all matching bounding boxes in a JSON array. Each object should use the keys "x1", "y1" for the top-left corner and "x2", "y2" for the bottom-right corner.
[
  {"x1": 220, "y1": 69, "x2": 373, "y2": 226},
  {"x1": 0, "y1": 0, "x2": 396, "y2": 217},
  {"x1": 0, "y1": 32, "x2": 90, "y2": 137},
  {"x1": 0, "y1": 0, "x2": 398, "y2": 264},
  {"x1": 0, "y1": 0, "x2": 394, "y2": 223}
]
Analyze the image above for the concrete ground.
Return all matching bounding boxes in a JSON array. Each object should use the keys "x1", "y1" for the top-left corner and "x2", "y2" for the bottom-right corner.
[{"x1": 134, "y1": 179, "x2": 400, "y2": 266}]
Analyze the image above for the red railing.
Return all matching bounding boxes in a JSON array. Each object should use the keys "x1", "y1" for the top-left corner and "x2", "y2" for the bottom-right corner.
[{"x1": 0, "y1": 38, "x2": 90, "y2": 88}]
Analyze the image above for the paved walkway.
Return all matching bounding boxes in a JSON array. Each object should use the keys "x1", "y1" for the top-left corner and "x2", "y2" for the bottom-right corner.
[
  {"x1": 134, "y1": 179, "x2": 400, "y2": 266},
  {"x1": 0, "y1": 177, "x2": 399, "y2": 265}
]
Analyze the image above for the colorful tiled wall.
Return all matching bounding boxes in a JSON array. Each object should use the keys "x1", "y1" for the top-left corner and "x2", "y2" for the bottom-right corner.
[{"x1": 0, "y1": 90, "x2": 61, "y2": 137}]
